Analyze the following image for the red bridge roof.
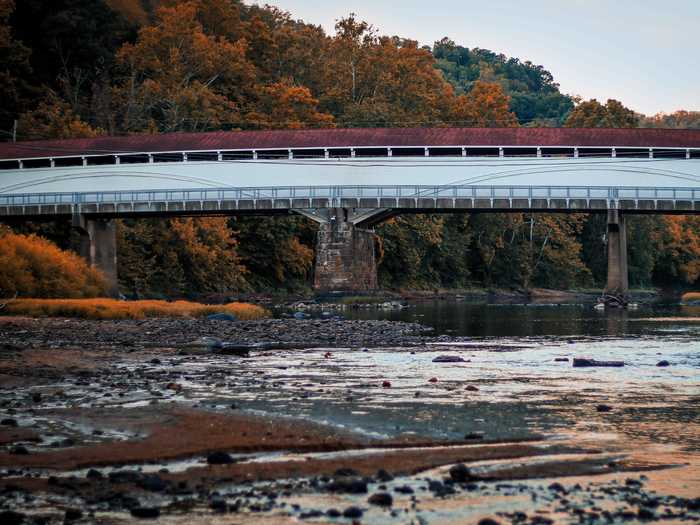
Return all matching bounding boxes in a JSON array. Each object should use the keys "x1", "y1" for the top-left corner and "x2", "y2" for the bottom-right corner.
[{"x1": 1, "y1": 127, "x2": 700, "y2": 160}]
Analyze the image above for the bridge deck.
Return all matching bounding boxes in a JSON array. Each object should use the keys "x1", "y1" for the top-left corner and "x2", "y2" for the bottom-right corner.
[{"x1": 1, "y1": 128, "x2": 699, "y2": 218}]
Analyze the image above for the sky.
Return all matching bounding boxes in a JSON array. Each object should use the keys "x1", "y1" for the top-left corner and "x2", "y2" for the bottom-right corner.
[{"x1": 259, "y1": 0, "x2": 700, "y2": 116}]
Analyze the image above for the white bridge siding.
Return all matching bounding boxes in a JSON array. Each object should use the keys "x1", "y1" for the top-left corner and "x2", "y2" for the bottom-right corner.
[{"x1": 1, "y1": 155, "x2": 699, "y2": 217}]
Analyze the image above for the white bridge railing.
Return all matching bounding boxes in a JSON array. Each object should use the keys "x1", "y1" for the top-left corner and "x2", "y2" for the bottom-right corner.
[{"x1": 1, "y1": 185, "x2": 699, "y2": 207}]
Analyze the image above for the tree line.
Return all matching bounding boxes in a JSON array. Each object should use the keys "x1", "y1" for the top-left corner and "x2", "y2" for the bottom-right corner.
[{"x1": 1, "y1": 0, "x2": 699, "y2": 296}]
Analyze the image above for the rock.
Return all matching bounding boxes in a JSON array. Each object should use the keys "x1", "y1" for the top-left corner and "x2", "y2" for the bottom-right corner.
[
  {"x1": 149, "y1": 358, "x2": 161, "y2": 364},
  {"x1": 449, "y1": 463, "x2": 474, "y2": 482},
  {"x1": 207, "y1": 313, "x2": 237, "y2": 322},
  {"x1": 368, "y1": 492, "x2": 393, "y2": 507},
  {"x1": 215, "y1": 344, "x2": 250, "y2": 357},
  {"x1": 464, "y1": 431, "x2": 484, "y2": 440},
  {"x1": 656, "y1": 360, "x2": 670, "y2": 367},
  {"x1": 326, "y1": 508, "x2": 341, "y2": 517},
  {"x1": 428, "y1": 480, "x2": 455, "y2": 497},
  {"x1": 0, "y1": 511, "x2": 26, "y2": 525},
  {"x1": 0, "y1": 418, "x2": 18, "y2": 427},
  {"x1": 382, "y1": 380, "x2": 392, "y2": 388},
  {"x1": 86, "y1": 468, "x2": 103, "y2": 480},
  {"x1": 326, "y1": 477, "x2": 368, "y2": 494},
  {"x1": 10, "y1": 445, "x2": 29, "y2": 455},
  {"x1": 108, "y1": 470, "x2": 142, "y2": 483},
  {"x1": 64, "y1": 508, "x2": 83, "y2": 521},
  {"x1": 334, "y1": 468, "x2": 359, "y2": 477},
  {"x1": 139, "y1": 474, "x2": 167, "y2": 492},
  {"x1": 465, "y1": 385, "x2": 479, "y2": 391},
  {"x1": 596, "y1": 404, "x2": 613, "y2": 412},
  {"x1": 573, "y1": 358, "x2": 624, "y2": 367},
  {"x1": 637, "y1": 508, "x2": 655, "y2": 520},
  {"x1": 31, "y1": 392, "x2": 42, "y2": 403},
  {"x1": 130, "y1": 507, "x2": 160, "y2": 519},
  {"x1": 207, "y1": 451, "x2": 234, "y2": 465},
  {"x1": 342, "y1": 507, "x2": 363, "y2": 519},
  {"x1": 548, "y1": 482, "x2": 567, "y2": 494},
  {"x1": 554, "y1": 357, "x2": 569, "y2": 362},
  {"x1": 376, "y1": 469, "x2": 394, "y2": 482},
  {"x1": 394, "y1": 485, "x2": 414, "y2": 494},
  {"x1": 428, "y1": 377, "x2": 439, "y2": 383},
  {"x1": 432, "y1": 355, "x2": 466, "y2": 363},
  {"x1": 478, "y1": 519, "x2": 501, "y2": 525},
  {"x1": 210, "y1": 498, "x2": 227, "y2": 513},
  {"x1": 182, "y1": 337, "x2": 223, "y2": 351}
]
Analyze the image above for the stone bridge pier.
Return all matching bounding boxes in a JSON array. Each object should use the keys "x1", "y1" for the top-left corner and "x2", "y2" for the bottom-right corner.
[
  {"x1": 72, "y1": 215, "x2": 119, "y2": 296},
  {"x1": 604, "y1": 209, "x2": 629, "y2": 298},
  {"x1": 307, "y1": 207, "x2": 380, "y2": 292}
]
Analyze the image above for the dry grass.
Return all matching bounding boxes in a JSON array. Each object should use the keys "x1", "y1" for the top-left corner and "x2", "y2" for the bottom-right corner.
[
  {"x1": 681, "y1": 292, "x2": 700, "y2": 303},
  {"x1": 1, "y1": 298, "x2": 268, "y2": 320}
]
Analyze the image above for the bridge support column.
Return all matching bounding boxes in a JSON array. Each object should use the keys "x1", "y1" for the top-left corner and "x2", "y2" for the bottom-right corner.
[
  {"x1": 313, "y1": 208, "x2": 378, "y2": 292},
  {"x1": 72, "y1": 215, "x2": 119, "y2": 296},
  {"x1": 604, "y1": 209, "x2": 629, "y2": 298}
]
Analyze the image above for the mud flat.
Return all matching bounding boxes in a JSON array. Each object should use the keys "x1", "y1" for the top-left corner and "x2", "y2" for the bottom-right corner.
[{"x1": 0, "y1": 316, "x2": 699, "y2": 524}]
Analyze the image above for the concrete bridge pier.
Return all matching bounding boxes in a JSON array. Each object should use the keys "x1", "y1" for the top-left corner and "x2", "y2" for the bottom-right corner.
[
  {"x1": 312, "y1": 208, "x2": 378, "y2": 292},
  {"x1": 604, "y1": 209, "x2": 629, "y2": 298},
  {"x1": 72, "y1": 215, "x2": 119, "y2": 296}
]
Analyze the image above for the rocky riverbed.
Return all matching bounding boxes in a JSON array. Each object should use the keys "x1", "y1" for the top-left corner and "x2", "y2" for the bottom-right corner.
[{"x1": 0, "y1": 314, "x2": 699, "y2": 524}]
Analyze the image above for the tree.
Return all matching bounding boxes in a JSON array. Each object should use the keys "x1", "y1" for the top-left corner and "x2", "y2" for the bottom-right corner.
[
  {"x1": 17, "y1": 91, "x2": 103, "y2": 140},
  {"x1": 0, "y1": 230, "x2": 107, "y2": 298},
  {"x1": 246, "y1": 81, "x2": 333, "y2": 129},
  {"x1": 117, "y1": 217, "x2": 248, "y2": 297},
  {"x1": 0, "y1": 0, "x2": 33, "y2": 133},
  {"x1": 642, "y1": 110, "x2": 700, "y2": 129},
  {"x1": 112, "y1": 1, "x2": 255, "y2": 132},
  {"x1": 452, "y1": 81, "x2": 519, "y2": 127},
  {"x1": 433, "y1": 39, "x2": 574, "y2": 126},
  {"x1": 564, "y1": 98, "x2": 639, "y2": 128}
]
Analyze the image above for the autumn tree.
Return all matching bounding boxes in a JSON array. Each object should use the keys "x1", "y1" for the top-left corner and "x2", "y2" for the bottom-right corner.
[
  {"x1": 564, "y1": 98, "x2": 639, "y2": 128},
  {"x1": 112, "y1": 1, "x2": 254, "y2": 132},
  {"x1": 17, "y1": 91, "x2": 103, "y2": 140},
  {"x1": 118, "y1": 217, "x2": 248, "y2": 297},
  {"x1": 642, "y1": 110, "x2": 700, "y2": 129},
  {"x1": 452, "y1": 81, "x2": 519, "y2": 127},
  {"x1": 0, "y1": 230, "x2": 107, "y2": 298},
  {"x1": 245, "y1": 82, "x2": 333, "y2": 129}
]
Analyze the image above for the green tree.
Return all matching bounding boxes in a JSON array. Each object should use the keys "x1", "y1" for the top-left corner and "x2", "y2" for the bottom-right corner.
[{"x1": 564, "y1": 98, "x2": 639, "y2": 128}]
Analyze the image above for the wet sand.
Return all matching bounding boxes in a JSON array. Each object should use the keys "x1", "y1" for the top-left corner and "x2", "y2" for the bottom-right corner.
[{"x1": 0, "y1": 315, "x2": 699, "y2": 524}]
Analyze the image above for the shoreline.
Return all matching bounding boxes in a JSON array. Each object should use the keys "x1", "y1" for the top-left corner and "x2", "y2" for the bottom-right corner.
[{"x1": 0, "y1": 314, "x2": 698, "y2": 523}]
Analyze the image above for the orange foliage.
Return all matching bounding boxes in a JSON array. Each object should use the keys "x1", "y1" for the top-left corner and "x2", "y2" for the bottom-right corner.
[
  {"x1": 0, "y1": 232, "x2": 107, "y2": 298},
  {"x1": 658, "y1": 216, "x2": 700, "y2": 283},
  {"x1": 453, "y1": 81, "x2": 519, "y2": 127},
  {"x1": 3, "y1": 298, "x2": 269, "y2": 320}
]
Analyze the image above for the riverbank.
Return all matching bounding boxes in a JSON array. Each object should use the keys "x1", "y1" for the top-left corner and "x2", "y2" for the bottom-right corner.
[{"x1": 0, "y1": 312, "x2": 698, "y2": 524}]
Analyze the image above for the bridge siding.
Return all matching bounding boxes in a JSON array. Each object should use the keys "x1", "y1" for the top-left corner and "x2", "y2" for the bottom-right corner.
[{"x1": 2, "y1": 127, "x2": 700, "y2": 160}]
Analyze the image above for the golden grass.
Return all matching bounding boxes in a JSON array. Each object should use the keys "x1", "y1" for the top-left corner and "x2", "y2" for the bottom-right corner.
[
  {"x1": 1, "y1": 298, "x2": 268, "y2": 320},
  {"x1": 681, "y1": 292, "x2": 700, "y2": 303}
]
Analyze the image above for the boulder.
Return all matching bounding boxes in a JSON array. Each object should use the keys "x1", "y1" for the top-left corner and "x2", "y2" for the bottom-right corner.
[
  {"x1": 368, "y1": 492, "x2": 393, "y2": 507},
  {"x1": 573, "y1": 358, "x2": 624, "y2": 367},
  {"x1": 207, "y1": 451, "x2": 234, "y2": 465},
  {"x1": 432, "y1": 355, "x2": 466, "y2": 363},
  {"x1": 656, "y1": 360, "x2": 670, "y2": 367}
]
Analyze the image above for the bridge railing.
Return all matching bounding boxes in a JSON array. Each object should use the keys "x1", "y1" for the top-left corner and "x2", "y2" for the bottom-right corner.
[{"x1": 1, "y1": 185, "x2": 699, "y2": 207}]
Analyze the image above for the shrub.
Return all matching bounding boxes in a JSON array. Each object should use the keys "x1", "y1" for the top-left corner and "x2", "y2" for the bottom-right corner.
[
  {"x1": 0, "y1": 232, "x2": 107, "y2": 298},
  {"x1": 2, "y1": 298, "x2": 269, "y2": 320}
]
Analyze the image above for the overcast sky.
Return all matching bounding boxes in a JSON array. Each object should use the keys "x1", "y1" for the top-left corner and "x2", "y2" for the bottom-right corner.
[{"x1": 258, "y1": 0, "x2": 700, "y2": 115}]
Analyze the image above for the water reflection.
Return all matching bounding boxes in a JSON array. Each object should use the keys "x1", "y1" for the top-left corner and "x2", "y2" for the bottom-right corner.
[{"x1": 342, "y1": 301, "x2": 700, "y2": 338}]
